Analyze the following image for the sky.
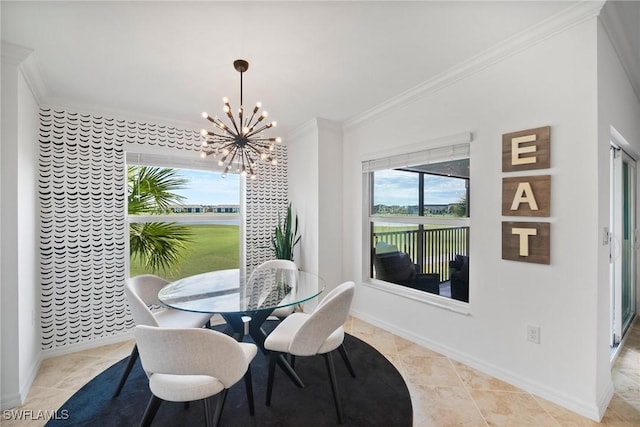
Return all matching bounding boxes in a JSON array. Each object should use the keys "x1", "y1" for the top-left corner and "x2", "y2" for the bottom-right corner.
[
  {"x1": 171, "y1": 168, "x2": 465, "y2": 207},
  {"x1": 173, "y1": 168, "x2": 240, "y2": 205},
  {"x1": 374, "y1": 169, "x2": 466, "y2": 206}
]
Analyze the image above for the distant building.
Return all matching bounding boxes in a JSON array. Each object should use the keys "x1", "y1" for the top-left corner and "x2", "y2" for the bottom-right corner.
[
  {"x1": 168, "y1": 204, "x2": 240, "y2": 214},
  {"x1": 210, "y1": 205, "x2": 240, "y2": 213},
  {"x1": 424, "y1": 204, "x2": 449, "y2": 215}
]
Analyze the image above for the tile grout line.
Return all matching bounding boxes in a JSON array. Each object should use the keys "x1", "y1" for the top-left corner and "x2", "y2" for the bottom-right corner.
[{"x1": 448, "y1": 356, "x2": 490, "y2": 427}]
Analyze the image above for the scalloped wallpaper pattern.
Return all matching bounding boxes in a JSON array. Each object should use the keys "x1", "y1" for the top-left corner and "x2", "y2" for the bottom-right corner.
[{"x1": 38, "y1": 108, "x2": 288, "y2": 350}]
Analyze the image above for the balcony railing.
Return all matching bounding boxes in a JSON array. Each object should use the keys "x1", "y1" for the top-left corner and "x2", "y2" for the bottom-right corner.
[{"x1": 373, "y1": 226, "x2": 469, "y2": 282}]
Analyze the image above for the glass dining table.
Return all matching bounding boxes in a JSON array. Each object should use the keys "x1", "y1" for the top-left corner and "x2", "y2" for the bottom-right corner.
[{"x1": 158, "y1": 267, "x2": 325, "y2": 387}]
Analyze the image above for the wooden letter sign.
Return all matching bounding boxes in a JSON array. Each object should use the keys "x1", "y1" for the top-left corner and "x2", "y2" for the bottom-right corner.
[
  {"x1": 502, "y1": 126, "x2": 550, "y2": 172},
  {"x1": 502, "y1": 175, "x2": 551, "y2": 216},
  {"x1": 502, "y1": 221, "x2": 550, "y2": 264},
  {"x1": 501, "y1": 125, "x2": 551, "y2": 264}
]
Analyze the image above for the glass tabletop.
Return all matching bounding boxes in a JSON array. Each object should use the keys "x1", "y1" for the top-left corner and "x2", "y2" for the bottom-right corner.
[{"x1": 158, "y1": 268, "x2": 325, "y2": 314}]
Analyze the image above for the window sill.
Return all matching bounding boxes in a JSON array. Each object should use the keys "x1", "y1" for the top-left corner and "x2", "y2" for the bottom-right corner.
[{"x1": 363, "y1": 279, "x2": 471, "y2": 316}]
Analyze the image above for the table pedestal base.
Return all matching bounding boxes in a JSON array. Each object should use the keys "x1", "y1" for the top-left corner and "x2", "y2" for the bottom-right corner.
[{"x1": 221, "y1": 311, "x2": 304, "y2": 388}]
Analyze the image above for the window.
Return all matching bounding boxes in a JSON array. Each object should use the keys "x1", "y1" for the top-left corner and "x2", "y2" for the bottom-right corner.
[
  {"x1": 364, "y1": 142, "x2": 470, "y2": 302},
  {"x1": 126, "y1": 154, "x2": 241, "y2": 281}
]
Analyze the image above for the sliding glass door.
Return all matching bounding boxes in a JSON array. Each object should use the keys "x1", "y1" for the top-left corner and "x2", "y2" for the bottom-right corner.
[{"x1": 610, "y1": 146, "x2": 637, "y2": 346}]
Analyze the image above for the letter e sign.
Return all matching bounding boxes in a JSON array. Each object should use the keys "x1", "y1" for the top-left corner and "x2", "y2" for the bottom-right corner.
[{"x1": 502, "y1": 126, "x2": 550, "y2": 172}]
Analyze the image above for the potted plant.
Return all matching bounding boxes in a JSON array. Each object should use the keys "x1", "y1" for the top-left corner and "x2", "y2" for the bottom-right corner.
[{"x1": 272, "y1": 202, "x2": 301, "y2": 261}]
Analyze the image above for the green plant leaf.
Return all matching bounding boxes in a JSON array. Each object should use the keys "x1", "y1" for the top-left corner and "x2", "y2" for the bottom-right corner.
[{"x1": 271, "y1": 202, "x2": 301, "y2": 261}]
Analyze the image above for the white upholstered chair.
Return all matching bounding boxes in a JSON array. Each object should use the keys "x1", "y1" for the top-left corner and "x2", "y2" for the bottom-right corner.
[
  {"x1": 134, "y1": 325, "x2": 257, "y2": 427},
  {"x1": 248, "y1": 259, "x2": 298, "y2": 319},
  {"x1": 264, "y1": 281, "x2": 356, "y2": 423},
  {"x1": 113, "y1": 274, "x2": 213, "y2": 397}
]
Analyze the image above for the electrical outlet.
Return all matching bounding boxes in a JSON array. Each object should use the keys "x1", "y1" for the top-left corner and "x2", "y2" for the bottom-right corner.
[{"x1": 527, "y1": 325, "x2": 540, "y2": 344}]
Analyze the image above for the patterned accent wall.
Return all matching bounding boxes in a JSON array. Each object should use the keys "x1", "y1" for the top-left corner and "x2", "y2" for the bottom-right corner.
[
  {"x1": 245, "y1": 147, "x2": 289, "y2": 271},
  {"x1": 38, "y1": 107, "x2": 287, "y2": 350}
]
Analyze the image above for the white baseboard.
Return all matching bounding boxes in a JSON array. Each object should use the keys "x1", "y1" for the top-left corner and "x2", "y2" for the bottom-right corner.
[
  {"x1": 350, "y1": 309, "x2": 603, "y2": 422},
  {"x1": 1, "y1": 352, "x2": 43, "y2": 410},
  {"x1": 1, "y1": 392, "x2": 23, "y2": 411},
  {"x1": 41, "y1": 330, "x2": 134, "y2": 360},
  {"x1": 597, "y1": 381, "x2": 615, "y2": 421}
]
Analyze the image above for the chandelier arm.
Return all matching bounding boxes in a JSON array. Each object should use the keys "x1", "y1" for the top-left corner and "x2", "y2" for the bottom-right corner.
[
  {"x1": 244, "y1": 147, "x2": 261, "y2": 165},
  {"x1": 215, "y1": 141, "x2": 241, "y2": 153},
  {"x1": 244, "y1": 144, "x2": 267, "y2": 157},
  {"x1": 207, "y1": 134, "x2": 237, "y2": 144},
  {"x1": 251, "y1": 139, "x2": 274, "y2": 148},
  {"x1": 249, "y1": 113, "x2": 267, "y2": 128},
  {"x1": 210, "y1": 117, "x2": 240, "y2": 139},
  {"x1": 245, "y1": 108, "x2": 258, "y2": 127},
  {"x1": 223, "y1": 146, "x2": 239, "y2": 169},
  {"x1": 204, "y1": 130, "x2": 237, "y2": 142},
  {"x1": 245, "y1": 124, "x2": 273, "y2": 138},
  {"x1": 226, "y1": 109, "x2": 241, "y2": 135},
  {"x1": 243, "y1": 149, "x2": 257, "y2": 172},
  {"x1": 239, "y1": 151, "x2": 246, "y2": 174}
]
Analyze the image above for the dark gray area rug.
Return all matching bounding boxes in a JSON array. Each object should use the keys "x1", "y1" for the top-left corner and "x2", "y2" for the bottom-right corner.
[{"x1": 47, "y1": 327, "x2": 412, "y2": 426}]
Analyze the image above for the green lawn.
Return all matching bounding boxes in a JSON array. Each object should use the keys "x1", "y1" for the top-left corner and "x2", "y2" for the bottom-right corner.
[{"x1": 129, "y1": 224, "x2": 240, "y2": 281}]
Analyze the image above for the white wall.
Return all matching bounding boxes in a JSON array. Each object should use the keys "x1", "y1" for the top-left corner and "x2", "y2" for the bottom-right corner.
[
  {"x1": 287, "y1": 119, "x2": 320, "y2": 275},
  {"x1": 596, "y1": 18, "x2": 640, "y2": 399},
  {"x1": 317, "y1": 119, "x2": 344, "y2": 292},
  {"x1": 287, "y1": 118, "x2": 344, "y2": 298},
  {"x1": 342, "y1": 19, "x2": 607, "y2": 420},
  {"x1": 17, "y1": 64, "x2": 41, "y2": 402},
  {"x1": 1, "y1": 45, "x2": 41, "y2": 409},
  {"x1": 1, "y1": 46, "x2": 22, "y2": 410}
]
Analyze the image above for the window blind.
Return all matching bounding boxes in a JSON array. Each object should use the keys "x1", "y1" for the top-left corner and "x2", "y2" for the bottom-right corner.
[{"x1": 362, "y1": 133, "x2": 471, "y2": 172}]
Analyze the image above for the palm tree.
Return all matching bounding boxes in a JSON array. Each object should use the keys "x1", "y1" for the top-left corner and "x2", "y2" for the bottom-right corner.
[{"x1": 128, "y1": 166, "x2": 193, "y2": 273}]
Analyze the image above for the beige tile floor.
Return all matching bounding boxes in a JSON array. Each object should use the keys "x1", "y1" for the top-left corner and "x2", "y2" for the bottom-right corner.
[{"x1": 4, "y1": 317, "x2": 639, "y2": 426}]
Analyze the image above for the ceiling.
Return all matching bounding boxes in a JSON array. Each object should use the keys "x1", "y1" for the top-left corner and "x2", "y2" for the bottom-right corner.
[{"x1": 2, "y1": 1, "x2": 638, "y2": 138}]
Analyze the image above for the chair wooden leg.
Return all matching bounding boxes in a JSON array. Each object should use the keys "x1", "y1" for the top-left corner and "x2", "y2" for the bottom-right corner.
[
  {"x1": 290, "y1": 354, "x2": 296, "y2": 370},
  {"x1": 244, "y1": 366, "x2": 255, "y2": 415},
  {"x1": 139, "y1": 395, "x2": 162, "y2": 427},
  {"x1": 276, "y1": 353, "x2": 304, "y2": 388},
  {"x1": 338, "y1": 344, "x2": 356, "y2": 378},
  {"x1": 265, "y1": 352, "x2": 278, "y2": 406},
  {"x1": 324, "y1": 352, "x2": 344, "y2": 424},
  {"x1": 213, "y1": 389, "x2": 228, "y2": 427},
  {"x1": 113, "y1": 344, "x2": 139, "y2": 398}
]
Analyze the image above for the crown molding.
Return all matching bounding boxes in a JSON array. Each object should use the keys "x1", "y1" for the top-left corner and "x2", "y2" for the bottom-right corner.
[
  {"x1": 286, "y1": 117, "x2": 321, "y2": 142},
  {"x1": 1, "y1": 42, "x2": 32, "y2": 64},
  {"x1": 344, "y1": 0, "x2": 605, "y2": 131},
  {"x1": 287, "y1": 117, "x2": 344, "y2": 143},
  {"x1": 1, "y1": 40, "x2": 203, "y2": 131},
  {"x1": 600, "y1": 1, "x2": 640, "y2": 102},
  {"x1": 2, "y1": 42, "x2": 47, "y2": 105}
]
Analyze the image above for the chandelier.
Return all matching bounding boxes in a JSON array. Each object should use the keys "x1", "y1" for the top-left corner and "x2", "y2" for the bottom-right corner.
[{"x1": 200, "y1": 59, "x2": 281, "y2": 180}]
